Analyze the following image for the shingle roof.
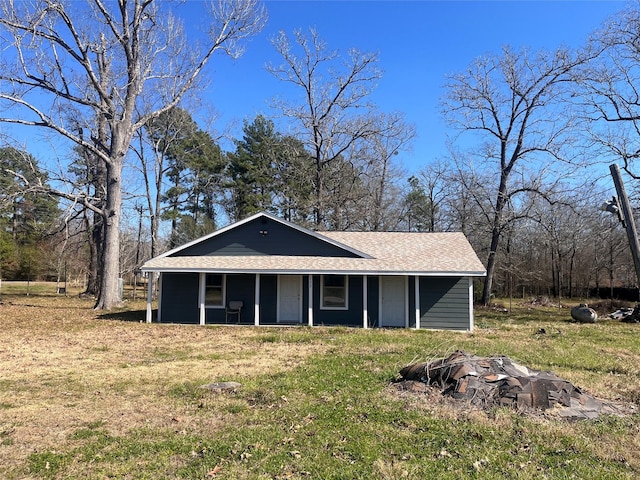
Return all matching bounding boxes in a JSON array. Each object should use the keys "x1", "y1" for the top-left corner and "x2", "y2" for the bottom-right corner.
[{"x1": 142, "y1": 230, "x2": 486, "y2": 277}]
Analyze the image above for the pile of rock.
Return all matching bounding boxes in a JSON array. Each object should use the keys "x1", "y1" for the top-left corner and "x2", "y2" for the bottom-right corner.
[{"x1": 398, "y1": 350, "x2": 627, "y2": 420}]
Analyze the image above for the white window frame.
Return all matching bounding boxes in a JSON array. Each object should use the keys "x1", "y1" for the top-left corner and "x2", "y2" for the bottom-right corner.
[
  {"x1": 204, "y1": 273, "x2": 226, "y2": 308},
  {"x1": 320, "y1": 274, "x2": 349, "y2": 310}
]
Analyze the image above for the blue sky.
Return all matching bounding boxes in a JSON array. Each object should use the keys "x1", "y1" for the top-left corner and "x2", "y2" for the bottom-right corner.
[
  {"x1": 184, "y1": 0, "x2": 627, "y2": 175},
  {"x1": 0, "y1": 1, "x2": 627, "y2": 177}
]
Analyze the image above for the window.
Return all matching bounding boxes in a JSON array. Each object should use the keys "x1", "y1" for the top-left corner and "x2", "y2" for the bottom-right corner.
[
  {"x1": 321, "y1": 275, "x2": 348, "y2": 309},
  {"x1": 205, "y1": 274, "x2": 225, "y2": 307}
]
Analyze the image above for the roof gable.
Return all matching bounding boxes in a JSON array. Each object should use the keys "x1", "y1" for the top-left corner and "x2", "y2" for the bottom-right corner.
[
  {"x1": 159, "y1": 212, "x2": 372, "y2": 259},
  {"x1": 143, "y1": 215, "x2": 486, "y2": 276}
]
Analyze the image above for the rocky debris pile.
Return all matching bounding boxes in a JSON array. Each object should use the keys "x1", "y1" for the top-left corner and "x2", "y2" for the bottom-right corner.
[
  {"x1": 610, "y1": 305, "x2": 640, "y2": 323},
  {"x1": 398, "y1": 350, "x2": 627, "y2": 420},
  {"x1": 570, "y1": 304, "x2": 597, "y2": 323}
]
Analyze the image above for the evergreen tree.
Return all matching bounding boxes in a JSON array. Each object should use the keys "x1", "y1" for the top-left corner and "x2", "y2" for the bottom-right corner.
[
  {"x1": 148, "y1": 110, "x2": 223, "y2": 248},
  {"x1": 225, "y1": 115, "x2": 279, "y2": 221},
  {"x1": 402, "y1": 176, "x2": 434, "y2": 232},
  {"x1": 0, "y1": 147, "x2": 60, "y2": 279},
  {"x1": 225, "y1": 115, "x2": 316, "y2": 224}
]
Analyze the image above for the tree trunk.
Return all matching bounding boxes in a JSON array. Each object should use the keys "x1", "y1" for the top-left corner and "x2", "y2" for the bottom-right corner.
[
  {"x1": 84, "y1": 210, "x2": 103, "y2": 296},
  {"x1": 481, "y1": 227, "x2": 501, "y2": 305},
  {"x1": 481, "y1": 174, "x2": 509, "y2": 305},
  {"x1": 314, "y1": 154, "x2": 323, "y2": 228},
  {"x1": 95, "y1": 160, "x2": 123, "y2": 309}
]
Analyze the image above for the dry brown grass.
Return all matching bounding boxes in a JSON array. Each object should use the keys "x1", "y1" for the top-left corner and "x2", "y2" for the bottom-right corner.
[
  {"x1": 0, "y1": 295, "x2": 329, "y2": 476},
  {"x1": 2, "y1": 289, "x2": 640, "y2": 479}
]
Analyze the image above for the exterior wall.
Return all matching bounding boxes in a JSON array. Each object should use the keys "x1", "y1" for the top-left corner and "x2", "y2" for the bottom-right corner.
[
  {"x1": 160, "y1": 272, "x2": 199, "y2": 324},
  {"x1": 205, "y1": 273, "x2": 256, "y2": 324},
  {"x1": 311, "y1": 275, "x2": 363, "y2": 327},
  {"x1": 256, "y1": 275, "x2": 312, "y2": 325},
  {"x1": 158, "y1": 272, "x2": 472, "y2": 330},
  {"x1": 366, "y1": 276, "x2": 380, "y2": 327},
  {"x1": 173, "y1": 217, "x2": 360, "y2": 258},
  {"x1": 419, "y1": 276, "x2": 471, "y2": 330},
  {"x1": 259, "y1": 274, "x2": 278, "y2": 324}
]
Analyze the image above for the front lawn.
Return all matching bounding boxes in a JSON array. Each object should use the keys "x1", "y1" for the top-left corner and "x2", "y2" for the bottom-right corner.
[{"x1": 0, "y1": 290, "x2": 638, "y2": 479}]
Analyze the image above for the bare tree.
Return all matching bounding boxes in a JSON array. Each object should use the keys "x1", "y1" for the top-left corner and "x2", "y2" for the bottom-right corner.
[
  {"x1": 134, "y1": 107, "x2": 203, "y2": 260},
  {"x1": 0, "y1": 0, "x2": 266, "y2": 308},
  {"x1": 578, "y1": 2, "x2": 640, "y2": 191},
  {"x1": 358, "y1": 112, "x2": 415, "y2": 231},
  {"x1": 409, "y1": 159, "x2": 451, "y2": 232},
  {"x1": 443, "y1": 46, "x2": 593, "y2": 305},
  {"x1": 267, "y1": 28, "x2": 384, "y2": 228}
]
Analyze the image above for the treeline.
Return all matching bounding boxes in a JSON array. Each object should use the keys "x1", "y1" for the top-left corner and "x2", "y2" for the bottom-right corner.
[
  {"x1": 2, "y1": 1, "x2": 640, "y2": 306},
  {"x1": 1, "y1": 129, "x2": 633, "y2": 304}
]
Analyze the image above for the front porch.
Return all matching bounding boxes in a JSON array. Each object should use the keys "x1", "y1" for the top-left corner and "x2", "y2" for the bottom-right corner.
[{"x1": 147, "y1": 272, "x2": 426, "y2": 329}]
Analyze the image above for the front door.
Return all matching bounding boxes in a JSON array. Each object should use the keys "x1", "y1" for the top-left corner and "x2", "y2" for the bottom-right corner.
[
  {"x1": 380, "y1": 276, "x2": 406, "y2": 327},
  {"x1": 278, "y1": 275, "x2": 302, "y2": 323}
]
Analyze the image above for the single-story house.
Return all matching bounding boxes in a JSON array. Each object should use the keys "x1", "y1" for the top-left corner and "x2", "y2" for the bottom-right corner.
[{"x1": 141, "y1": 212, "x2": 486, "y2": 331}]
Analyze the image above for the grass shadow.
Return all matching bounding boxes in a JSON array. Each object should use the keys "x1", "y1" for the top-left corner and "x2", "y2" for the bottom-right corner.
[{"x1": 98, "y1": 309, "x2": 150, "y2": 323}]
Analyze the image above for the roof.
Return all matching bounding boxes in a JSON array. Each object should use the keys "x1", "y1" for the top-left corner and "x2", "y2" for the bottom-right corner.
[{"x1": 142, "y1": 214, "x2": 486, "y2": 277}]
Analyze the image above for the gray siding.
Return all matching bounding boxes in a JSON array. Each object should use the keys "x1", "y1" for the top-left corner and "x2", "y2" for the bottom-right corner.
[
  {"x1": 160, "y1": 273, "x2": 199, "y2": 324},
  {"x1": 312, "y1": 275, "x2": 363, "y2": 327},
  {"x1": 259, "y1": 275, "x2": 278, "y2": 324},
  {"x1": 173, "y1": 217, "x2": 360, "y2": 258},
  {"x1": 419, "y1": 276, "x2": 470, "y2": 330},
  {"x1": 214, "y1": 274, "x2": 255, "y2": 324},
  {"x1": 158, "y1": 272, "x2": 472, "y2": 330},
  {"x1": 367, "y1": 276, "x2": 379, "y2": 327}
]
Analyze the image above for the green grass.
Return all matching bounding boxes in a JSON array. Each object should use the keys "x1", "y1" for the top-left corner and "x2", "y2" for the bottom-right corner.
[{"x1": 2, "y1": 295, "x2": 640, "y2": 479}]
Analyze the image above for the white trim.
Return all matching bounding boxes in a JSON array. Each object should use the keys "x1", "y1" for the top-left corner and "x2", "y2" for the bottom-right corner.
[
  {"x1": 363, "y1": 275, "x2": 368, "y2": 328},
  {"x1": 204, "y1": 273, "x2": 226, "y2": 309},
  {"x1": 415, "y1": 275, "x2": 420, "y2": 330},
  {"x1": 308, "y1": 275, "x2": 314, "y2": 326},
  {"x1": 146, "y1": 274, "x2": 153, "y2": 323},
  {"x1": 142, "y1": 265, "x2": 486, "y2": 277},
  {"x1": 198, "y1": 273, "x2": 206, "y2": 325},
  {"x1": 157, "y1": 274, "x2": 163, "y2": 323},
  {"x1": 404, "y1": 276, "x2": 409, "y2": 328},
  {"x1": 277, "y1": 275, "x2": 303, "y2": 323},
  {"x1": 320, "y1": 274, "x2": 349, "y2": 310},
  {"x1": 254, "y1": 273, "x2": 260, "y2": 326},
  {"x1": 468, "y1": 277, "x2": 474, "y2": 333}
]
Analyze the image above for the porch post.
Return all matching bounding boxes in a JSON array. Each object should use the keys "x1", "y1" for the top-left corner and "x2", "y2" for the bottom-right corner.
[
  {"x1": 199, "y1": 272, "x2": 206, "y2": 325},
  {"x1": 254, "y1": 273, "x2": 261, "y2": 326},
  {"x1": 362, "y1": 275, "x2": 368, "y2": 328},
  {"x1": 308, "y1": 274, "x2": 314, "y2": 326},
  {"x1": 145, "y1": 272, "x2": 153, "y2": 323},
  {"x1": 414, "y1": 275, "x2": 420, "y2": 330},
  {"x1": 468, "y1": 277, "x2": 474, "y2": 333},
  {"x1": 404, "y1": 276, "x2": 409, "y2": 328},
  {"x1": 157, "y1": 273, "x2": 163, "y2": 323}
]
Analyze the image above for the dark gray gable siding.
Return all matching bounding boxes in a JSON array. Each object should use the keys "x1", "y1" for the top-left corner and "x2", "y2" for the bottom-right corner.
[
  {"x1": 160, "y1": 272, "x2": 199, "y2": 324},
  {"x1": 172, "y1": 217, "x2": 361, "y2": 258},
  {"x1": 419, "y1": 276, "x2": 470, "y2": 330}
]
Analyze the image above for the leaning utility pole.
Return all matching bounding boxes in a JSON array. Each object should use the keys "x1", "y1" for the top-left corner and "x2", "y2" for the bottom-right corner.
[{"x1": 609, "y1": 164, "x2": 640, "y2": 293}]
